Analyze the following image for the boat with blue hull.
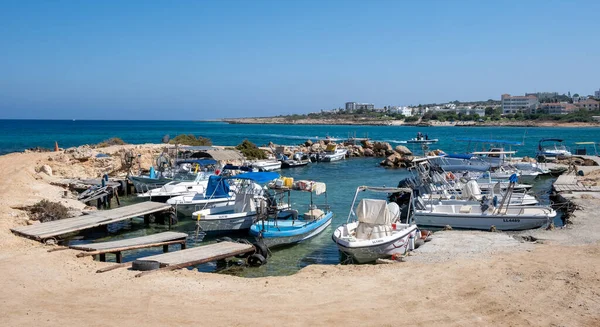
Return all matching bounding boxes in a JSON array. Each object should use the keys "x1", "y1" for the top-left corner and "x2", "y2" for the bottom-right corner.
[
  {"x1": 250, "y1": 180, "x2": 332, "y2": 248},
  {"x1": 251, "y1": 211, "x2": 333, "y2": 248}
]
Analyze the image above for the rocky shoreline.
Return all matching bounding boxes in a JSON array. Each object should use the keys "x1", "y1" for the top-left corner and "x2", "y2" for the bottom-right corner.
[
  {"x1": 223, "y1": 117, "x2": 600, "y2": 127},
  {"x1": 268, "y1": 139, "x2": 430, "y2": 168}
]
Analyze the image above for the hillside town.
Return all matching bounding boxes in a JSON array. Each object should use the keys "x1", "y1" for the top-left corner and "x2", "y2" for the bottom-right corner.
[{"x1": 320, "y1": 88, "x2": 600, "y2": 119}]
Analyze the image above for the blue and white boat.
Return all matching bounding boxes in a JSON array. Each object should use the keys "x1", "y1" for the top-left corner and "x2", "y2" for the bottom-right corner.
[
  {"x1": 192, "y1": 172, "x2": 282, "y2": 234},
  {"x1": 168, "y1": 174, "x2": 236, "y2": 217},
  {"x1": 249, "y1": 180, "x2": 333, "y2": 248}
]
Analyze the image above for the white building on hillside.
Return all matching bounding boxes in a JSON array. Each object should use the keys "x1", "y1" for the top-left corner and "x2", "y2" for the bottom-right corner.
[
  {"x1": 595, "y1": 89, "x2": 600, "y2": 98},
  {"x1": 501, "y1": 94, "x2": 539, "y2": 114},
  {"x1": 400, "y1": 107, "x2": 412, "y2": 116}
]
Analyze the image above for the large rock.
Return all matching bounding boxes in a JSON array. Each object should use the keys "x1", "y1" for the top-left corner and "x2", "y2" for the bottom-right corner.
[
  {"x1": 380, "y1": 153, "x2": 401, "y2": 167},
  {"x1": 373, "y1": 142, "x2": 392, "y2": 152},
  {"x1": 394, "y1": 145, "x2": 412, "y2": 155},
  {"x1": 310, "y1": 143, "x2": 323, "y2": 152},
  {"x1": 38, "y1": 164, "x2": 53, "y2": 176},
  {"x1": 361, "y1": 140, "x2": 373, "y2": 149},
  {"x1": 67, "y1": 145, "x2": 95, "y2": 162},
  {"x1": 354, "y1": 145, "x2": 364, "y2": 156},
  {"x1": 364, "y1": 148, "x2": 375, "y2": 157},
  {"x1": 305, "y1": 140, "x2": 313, "y2": 147}
]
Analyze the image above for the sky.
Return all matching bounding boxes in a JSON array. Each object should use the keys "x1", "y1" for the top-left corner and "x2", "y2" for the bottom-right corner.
[{"x1": 1, "y1": 0, "x2": 599, "y2": 120}]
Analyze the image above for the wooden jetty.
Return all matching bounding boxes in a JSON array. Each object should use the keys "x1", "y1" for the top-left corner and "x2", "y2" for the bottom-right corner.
[
  {"x1": 97, "y1": 241, "x2": 255, "y2": 277},
  {"x1": 70, "y1": 231, "x2": 188, "y2": 263},
  {"x1": 11, "y1": 202, "x2": 172, "y2": 243},
  {"x1": 553, "y1": 173, "x2": 600, "y2": 192}
]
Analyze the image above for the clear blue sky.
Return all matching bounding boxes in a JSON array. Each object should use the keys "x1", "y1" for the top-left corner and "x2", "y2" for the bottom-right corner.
[{"x1": 1, "y1": 0, "x2": 599, "y2": 119}]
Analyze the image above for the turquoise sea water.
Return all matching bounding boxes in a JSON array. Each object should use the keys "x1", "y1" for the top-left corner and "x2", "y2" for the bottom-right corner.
[
  {"x1": 3, "y1": 120, "x2": 590, "y2": 276},
  {"x1": 1, "y1": 119, "x2": 599, "y2": 156}
]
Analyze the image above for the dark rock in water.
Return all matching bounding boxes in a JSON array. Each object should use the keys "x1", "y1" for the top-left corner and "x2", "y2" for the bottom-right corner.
[
  {"x1": 305, "y1": 139, "x2": 313, "y2": 147},
  {"x1": 364, "y1": 148, "x2": 374, "y2": 157},
  {"x1": 361, "y1": 140, "x2": 373, "y2": 149}
]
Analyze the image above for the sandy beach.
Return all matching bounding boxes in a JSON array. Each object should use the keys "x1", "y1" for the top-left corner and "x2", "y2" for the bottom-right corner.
[{"x1": 1, "y1": 146, "x2": 600, "y2": 326}]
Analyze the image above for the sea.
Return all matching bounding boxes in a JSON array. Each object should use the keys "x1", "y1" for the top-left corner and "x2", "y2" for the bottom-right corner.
[{"x1": 2, "y1": 119, "x2": 598, "y2": 277}]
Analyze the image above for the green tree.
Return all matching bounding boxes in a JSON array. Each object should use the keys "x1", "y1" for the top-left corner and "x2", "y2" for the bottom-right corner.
[{"x1": 236, "y1": 139, "x2": 266, "y2": 160}]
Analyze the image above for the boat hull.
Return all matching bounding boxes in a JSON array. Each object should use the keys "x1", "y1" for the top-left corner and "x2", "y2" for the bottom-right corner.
[
  {"x1": 129, "y1": 176, "x2": 170, "y2": 193},
  {"x1": 250, "y1": 212, "x2": 333, "y2": 248},
  {"x1": 414, "y1": 211, "x2": 552, "y2": 230},
  {"x1": 332, "y1": 223, "x2": 419, "y2": 264},
  {"x1": 198, "y1": 212, "x2": 257, "y2": 233},
  {"x1": 170, "y1": 198, "x2": 235, "y2": 217}
]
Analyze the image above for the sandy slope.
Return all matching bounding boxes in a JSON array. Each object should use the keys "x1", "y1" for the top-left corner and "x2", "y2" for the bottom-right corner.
[{"x1": 0, "y1": 148, "x2": 599, "y2": 326}]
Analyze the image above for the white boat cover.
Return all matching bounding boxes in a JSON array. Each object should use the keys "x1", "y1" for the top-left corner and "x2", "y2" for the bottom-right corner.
[
  {"x1": 463, "y1": 180, "x2": 482, "y2": 200},
  {"x1": 234, "y1": 193, "x2": 256, "y2": 213},
  {"x1": 355, "y1": 199, "x2": 393, "y2": 240}
]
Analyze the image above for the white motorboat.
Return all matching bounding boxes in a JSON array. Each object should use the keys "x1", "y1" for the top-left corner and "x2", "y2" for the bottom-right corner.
[
  {"x1": 421, "y1": 180, "x2": 539, "y2": 206},
  {"x1": 401, "y1": 132, "x2": 438, "y2": 144},
  {"x1": 252, "y1": 160, "x2": 282, "y2": 171},
  {"x1": 168, "y1": 175, "x2": 236, "y2": 217},
  {"x1": 137, "y1": 172, "x2": 212, "y2": 202},
  {"x1": 536, "y1": 138, "x2": 572, "y2": 160},
  {"x1": 413, "y1": 198, "x2": 556, "y2": 231},
  {"x1": 320, "y1": 145, "x2": 347, "y2": 162},
  {"x1": 413, "y1": 177, "x2": 555, "y2": 231},
  {"x1": 332, "y1": 186, "x2": 420, "y2": 263},
  {"x1": 192, "y1": 172, "x2": 282, "y2": 234}
]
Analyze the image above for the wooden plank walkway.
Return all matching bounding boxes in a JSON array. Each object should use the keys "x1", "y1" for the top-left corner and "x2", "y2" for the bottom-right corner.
[
  {"x1": 70, "y1": 232, "x2": 187, "y2": 251},
  {"x1": 133, "y1": 241, "x2": 254, "y2": 277},
  {"x1": 553, "y1": 172, "x2": 600, "y2": 192},
  {"x1": 11, "y1": 202, "x2": 172, "y2": 242},
  {"x1": 70, "y1": 231, "x2": 188, "y2": 263}
]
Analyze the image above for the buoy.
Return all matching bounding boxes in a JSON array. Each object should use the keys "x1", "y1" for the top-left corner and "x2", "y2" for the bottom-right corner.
[{"x1": 54, "y1": 141, "x2": 59, "y2": 152}]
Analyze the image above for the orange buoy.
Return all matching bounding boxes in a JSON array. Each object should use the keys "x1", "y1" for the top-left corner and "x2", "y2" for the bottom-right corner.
[{"x1": 54, "y1": 141, "x2": 59, "y2": 152}]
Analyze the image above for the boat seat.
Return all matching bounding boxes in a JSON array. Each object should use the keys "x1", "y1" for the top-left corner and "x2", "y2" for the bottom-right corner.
[{"x1": 459, "y1": 205, "x2": 472, "y2": 213}]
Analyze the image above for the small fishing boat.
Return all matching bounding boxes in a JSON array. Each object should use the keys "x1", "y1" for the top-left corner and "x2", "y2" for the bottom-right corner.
[
  {"x1": 167, "y1": 175, "x2": 236, "y2": 217},
  {"x1": 536, "y1": 138, "x2": 571, "y2": 160},
  {"x1": 281, "y1": 160, "x2": 310, "y2": 168},
  {"x1": 401, "y1": 132, "x2": 438, "y2": 144},
  {"x1": 137, "y1": 172, "x2": 212, "y2": 202},
  {"x1": 251, "y1": 160, "x2": 282, "y2": 171},
  {"x1": 332, "y1": 186, "x2": 420, "y2": 264},
  {"x1": 249, "y1": 180, "x2": 333, "y2": 248},
  {"x1": 413, "y1": 175, "x2": 556, "y2": 231},
  {"x1": 192, "y1": 172, "x2": 282, "y2": 234},
  {"x1": 319, "y1": 145, "x2": 347, "y2": 162},
  {"x1": 278, "y1": 152, "x2": 310, "y2": 168},
  {"x1": 129, "y1": 158, "x2": 217, "y2": 193}
]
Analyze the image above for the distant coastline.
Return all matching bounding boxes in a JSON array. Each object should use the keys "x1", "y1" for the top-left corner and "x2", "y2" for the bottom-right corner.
[{"x1": 222, "y1": 117, "x2": 600, "y2": 128}]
